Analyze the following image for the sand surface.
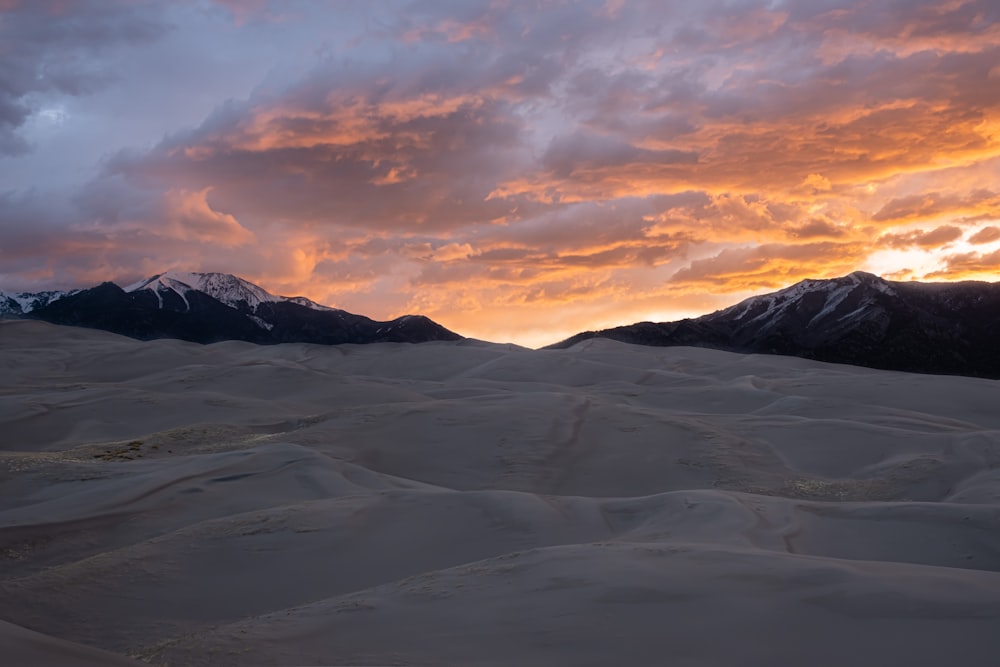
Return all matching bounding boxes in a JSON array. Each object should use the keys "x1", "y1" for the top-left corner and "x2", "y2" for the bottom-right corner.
[{"x1": 2, "y1": 319, "x2": 1000, "y2": 666}]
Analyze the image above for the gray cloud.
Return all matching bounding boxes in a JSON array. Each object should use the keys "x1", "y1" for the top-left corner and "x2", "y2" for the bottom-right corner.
[{"x1": 0, "y1": 1, "x2": 168, "y2": 154}]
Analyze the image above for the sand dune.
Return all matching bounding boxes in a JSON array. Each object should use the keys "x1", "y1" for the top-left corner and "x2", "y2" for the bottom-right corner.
[
  {"x1": 0, "y1": 619, "x2": 147, "y2": 667},
  {"x1": 2, "y1": 320, "x2": 999, "y2": 665}
]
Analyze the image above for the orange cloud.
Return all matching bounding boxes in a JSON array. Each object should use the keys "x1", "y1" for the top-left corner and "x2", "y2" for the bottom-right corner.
[
  {"x1": 969, "y1": 226, "x2": 1000, "y2": 244},
  {"x1": 927, "y1": 248, "x2": 1000, "y2": 279},
  {"x1": 160, "y1": 188, "x2": 255, "y2": 246},
  {"x1": 874, "y1": 190, "x2": 1000, "y2": 224},
  {"x1": 6, "y1": 0, "x2": 1000, "y2": 346},
  {"x1": 878, "y1": 225, "x2": 964, "y2": 249},
  {"x1": 669, "y1": 242, "x2": 868, "y2": 291}
]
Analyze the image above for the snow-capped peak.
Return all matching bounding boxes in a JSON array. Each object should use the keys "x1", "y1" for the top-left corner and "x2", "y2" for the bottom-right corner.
[
  {"x1": 183, "y1": 272, "x2": 280, "y2": 309},
  {"x1": 123, "y1": 270, "x2": 341, "y2": 313},
  {"x1": 124, "y1": 270, "x2": 281, "y2": 310},
  {"x1": 714, "y1": 272, "x2": 897, "y2": 330},
  {"x1": 0, "y1": 289, "x2": 75, "y2": 315},
  {"x1": 0, "y1": 290, "x2": 15, "y2": 316}
]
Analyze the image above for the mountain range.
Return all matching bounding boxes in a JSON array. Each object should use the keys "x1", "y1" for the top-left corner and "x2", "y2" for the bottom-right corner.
[
  {"x1": 4, "y1": 270, "x2": 1000, "y2": 378},
  {"x1": 548, "y1": 271, "x2": 1000, "y2": 378},
  {"x1": 0, "y1": 271, "x2": 461, "y2": 345}
]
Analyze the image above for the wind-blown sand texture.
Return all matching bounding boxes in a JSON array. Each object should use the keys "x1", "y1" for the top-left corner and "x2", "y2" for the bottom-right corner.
[{"x1": 2, "y1": 319, "x2": 1000, "y2": 666}]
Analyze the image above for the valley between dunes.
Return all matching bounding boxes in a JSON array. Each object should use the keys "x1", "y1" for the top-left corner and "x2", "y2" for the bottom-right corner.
[{"x1": 2, "y1": 319, "x2": 1000, "y2": 666}]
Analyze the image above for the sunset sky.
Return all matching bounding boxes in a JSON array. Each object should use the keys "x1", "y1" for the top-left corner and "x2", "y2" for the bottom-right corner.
[{"x1": 2, "y1": 0, "x2": 1000, "y2": 346}]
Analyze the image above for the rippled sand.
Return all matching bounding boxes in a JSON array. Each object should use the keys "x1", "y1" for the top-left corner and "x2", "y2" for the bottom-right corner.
[{"x1": 2, "y1": 320, "x2": 999, "y2": 666}]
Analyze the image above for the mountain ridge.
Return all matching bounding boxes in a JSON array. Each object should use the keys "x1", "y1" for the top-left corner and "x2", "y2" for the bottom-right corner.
[
  {"x1": 7, "y1": 271, "x2": 1000, "y2": 376},
  {"x1": 3, "y1": 272, "x2": 461, "y2": 346},
  {"x1": 547, "y1": 272, "x2": 1000, "y2": 379}
]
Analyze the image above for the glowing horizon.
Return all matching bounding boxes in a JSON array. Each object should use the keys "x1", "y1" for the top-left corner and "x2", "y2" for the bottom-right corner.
[{"x1": 2, "y1": 1, "x2": 1000, "y2": 348}]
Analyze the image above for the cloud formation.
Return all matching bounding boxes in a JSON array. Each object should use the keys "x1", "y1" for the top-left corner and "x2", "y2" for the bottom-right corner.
[
  {"x1": 2, "y1": 0, "x2": 1000, "y2": 345},
  {"x1": 0, "y1": 0, "x2": 168, "y2": 154}
]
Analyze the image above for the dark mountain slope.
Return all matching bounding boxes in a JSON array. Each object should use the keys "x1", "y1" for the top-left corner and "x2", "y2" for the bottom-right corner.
[
  {"x1": 20, "y1": 272, "x2": 462, "y2": 346},
  {"x1": 549, "y1": 272, "x2": 1000, "y2": 378},
  {"x1": 30, "y1": 282, "x2": 273, "y2": 344}
]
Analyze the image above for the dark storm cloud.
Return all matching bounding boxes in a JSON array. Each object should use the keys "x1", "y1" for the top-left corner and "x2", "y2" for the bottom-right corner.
[{"x1": 0, "y1": 0, "x2": 168, "y2": 154}]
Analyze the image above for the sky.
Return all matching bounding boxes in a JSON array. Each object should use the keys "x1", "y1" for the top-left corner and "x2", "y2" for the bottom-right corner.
[{"x1": 2, "y1": 0, "x2": 1000, "y2": 347}]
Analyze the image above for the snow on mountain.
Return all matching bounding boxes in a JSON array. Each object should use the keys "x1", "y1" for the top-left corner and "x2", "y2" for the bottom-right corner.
[
  {"x1": 549, "y1": 271, "x2": 1000, "y2": 378},
  {"x1": 124, "y1": 271, "x2": 278, "y2": 311},
  {"x1": 124, "y1": 271, "x2": 335, "y2": 312},
  {"x1": 4, "y1": 271, "x2": 338, "y2": 318},
  {"x1": 0, "y1": 291, "x2": 17, "y2": 316},
  {"x1": 3, "y1": 269, "x2": 462, "y2": 345},
  {"x1": 709, "y1": 271, "x2": 900, "y2": 336},
  {"x1": 0, "y1": 289, "x2": 75, "y2": 316},
  {"x1": 183, "y1": 272, "x2": 281, "y2": 310},
  {"x1": 284, "y1": 296, "x2": 337, "y2": 312}
]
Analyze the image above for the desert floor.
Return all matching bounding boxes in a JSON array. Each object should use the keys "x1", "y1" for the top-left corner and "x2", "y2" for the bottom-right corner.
[{"x1": 2, "y1": 320, "x2": 1000, "y2": 666}]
